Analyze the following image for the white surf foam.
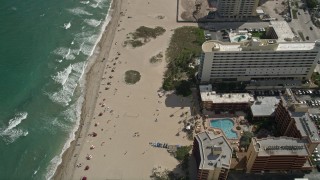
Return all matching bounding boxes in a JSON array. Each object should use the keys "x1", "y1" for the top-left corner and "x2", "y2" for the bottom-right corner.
[
  {"x1": 33, "y1": 166, "x2": 40, "y2": 175},
  {"x1": 4, "y1": 112, "x2": 28, "y2": 133},
  {"x1": 80, "y1": 1, "x2": 90, "y2": 5},
  {"x1": 77, "y1": 41, "x2": 84, "y2": 55},
  {"x1": 52, "y1": 65, "x2": 73, "y2": 85},
  {"x1": 53, "y1": 47, "x2": 69, "y2": 57},
  {"x1": 82, "y1": 35, "x2": 99, "y2": 56},
  {"x1": 0, "y1": 112, "x2": 28, "y2": 143},
  {"x1": 46, "y1": 0, "x2": 113, "y2": 178},
  {"x1": 67, "y1": 7, "x2": 93, "y2": 16},
  {"x1": 51, "y1": 118, "x2": 71, "y2": 132},
  {"x1": 90, "y1": 0, "x2": 109, "y2": 9},
  {"x1": 52, "y1": 47, "x2": 77, "y2": 60},
  {"x1": 64, "y1": 22, "x2": 71, "y2": 30},
  {"x1": 49, "y1": 62, "x2": 86, "y2": 106},
  {"x1": 84, "y1": 18, "x2": 102, "y2": 27},
  {"x1": 45, "y1": 96, "x2": 84, "y2": 180}
]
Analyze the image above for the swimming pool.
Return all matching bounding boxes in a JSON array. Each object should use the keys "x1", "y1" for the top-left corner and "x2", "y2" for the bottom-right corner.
[
  {"x1": 210, "y1": 119, "x2": 238, "y2": 139},
  {"x1": 230, "y1": 34, "x2": 248, "y2": 42}
]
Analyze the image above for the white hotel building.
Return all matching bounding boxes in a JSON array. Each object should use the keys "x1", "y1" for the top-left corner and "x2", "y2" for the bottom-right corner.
[
  {"x1": 199, "y1": 39, "x2": 320, "y2": 83},
  {"x1": 198, "y1": 22, "x2": 320, "y2": 83}
]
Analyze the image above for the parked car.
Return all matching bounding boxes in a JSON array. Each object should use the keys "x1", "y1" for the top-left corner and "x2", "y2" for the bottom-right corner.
[{"x1": 310, "y1": 26, "x2": 313, "y2": 30}]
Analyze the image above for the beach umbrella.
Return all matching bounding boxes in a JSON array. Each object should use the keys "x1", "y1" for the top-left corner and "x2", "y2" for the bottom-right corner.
[{"x1": 82, "y1": 177, "x2": 87, "y2": 180}]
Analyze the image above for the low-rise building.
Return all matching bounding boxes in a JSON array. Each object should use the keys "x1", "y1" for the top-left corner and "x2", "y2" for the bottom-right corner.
[
  {"x1": 250, "y1": 96, "x2": 280, "y2": 120},
  {"x1": 199, "y1": 84, "x2": 254, "y2": 111},
  {"x1": 193, "y1": 131, "x2": 233, "y2": 180},
  {"x1": 246, "y1": 137, "x2": 312, "y2": 173}
]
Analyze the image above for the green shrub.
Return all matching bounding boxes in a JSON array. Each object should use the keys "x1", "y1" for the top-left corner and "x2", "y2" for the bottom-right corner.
[
  {"x1": 162, "y1": 77, "x2": 175, "y2": 91},
  {"x1": 132, "y1": 26, "x2": 166, "y2": 39},
  {"x1": 306, "y1": 0, "x2": 318, "y2": 9},
  {"x1": 163, "y1": 26, "x2": 205, "y2": 91},
  {"x1": 150, "y1": 52, "x2": 163, "y2": 63},
  {"x1": 125, "y1": 26, "x2": 166, "y2": 48},
  {"x1": 175, "y1": 80, "x2": 192, "y2": 97},
  {"x1": 175, "y1": 145, "x2": 192, "y2": 162},
  {"x1": 240, "y1": 131, "x2": 254, "y2": 150},
  {"x1": 125, "y1": 70, "x2": 141, "y2": 84}
]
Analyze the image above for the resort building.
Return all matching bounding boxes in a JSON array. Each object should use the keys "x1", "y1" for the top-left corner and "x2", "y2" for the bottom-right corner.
[
  {"x1": 250, "y1": 96, "x2": 280, "y2": 121},
  {"x1": 199, "y1": 84, "x2": 254, "y2": 111},
  {"x1": 198, "y1": 21, "x2": 320, "y2": 83},
  {"x1": 198, "y1": 38, "x2": 320, "y2": 83},
  {"x1": 274, "y1": 89, "x2": 320, "y2": 153},
  {"x1": 246, "y1": 137, "x2": 312, "y2": 173},
  {"x1": 217, "y1": 0, "x2": 259, "y2": 19},
  {"x1": 193, "y1": 131, "x2": 232, "y2": 180}
]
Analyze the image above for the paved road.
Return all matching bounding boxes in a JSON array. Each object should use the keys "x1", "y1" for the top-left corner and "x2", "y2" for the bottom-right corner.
[
  {"x1": 304, "y1": 169, "x2": 320, "y2": 180},
  {"x1": 289, "y1": 3, "x2": 320, "y2": 41}
]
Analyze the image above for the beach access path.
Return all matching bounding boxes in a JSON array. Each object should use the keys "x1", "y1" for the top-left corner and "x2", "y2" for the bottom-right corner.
[{"x1": 54, "y1": 0, "x2": 197, "y2": 179}]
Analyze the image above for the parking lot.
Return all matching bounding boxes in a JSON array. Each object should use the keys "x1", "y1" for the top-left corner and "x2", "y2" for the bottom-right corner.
[
  {"x1": 292, "y1": 89, "x2": 320, "y2": 109},
  {"x1": 289, "y1": 4, "x2": 320, "y2": 41}
]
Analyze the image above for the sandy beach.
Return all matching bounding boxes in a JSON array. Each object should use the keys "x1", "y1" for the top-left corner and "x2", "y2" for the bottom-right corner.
[{"x1": 54, "y1": 0, "x2": 197, "y2": 179}]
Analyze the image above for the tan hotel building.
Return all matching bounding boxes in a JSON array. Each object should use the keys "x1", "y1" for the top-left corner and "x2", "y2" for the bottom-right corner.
[
  {"x1": 217, "y1": 0, "x2": 259, "y2": 18},
  {"x1": 275, "y1": 89, "x2": 320, "y2": 153},
  {"x1": 246, "y1": 137, "x2": 312, "y2": 173},
  {"x1": 193, "y1": 131, "x2": 232, "y2": 180}
]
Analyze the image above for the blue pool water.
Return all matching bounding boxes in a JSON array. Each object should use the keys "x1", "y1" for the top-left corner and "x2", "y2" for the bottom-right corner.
[{"x1": 210, "y1": 119, "x2": 238, "y2": 139}]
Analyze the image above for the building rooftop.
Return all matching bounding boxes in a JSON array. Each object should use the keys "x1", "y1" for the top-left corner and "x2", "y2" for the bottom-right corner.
[
  {"x1": 252, "y1": 137, "x2": 309, "y2": 156},
  {"x1": 291, "y1": 112, "x2": 320, "y2": 142},
  {"x1": 199, "y1": 85, "x2": 254, "y2": 104},
  {"x1": 276, "y1": 43, "x2": 316, "y2": 51},
  {"x1": 195, "y1": 131, "x2": 232, "y2": 170},
  {"x1": 202, "y1": 40, "x2": 317, "y2": 52},
  {"x1": 202, "y1": 40, "x2": 241, "y2": 52},
  {"x1": 269, "y1": 21, "x2": 296, "y2": 42},
  {"x1": 251, "y1": 96, "x2": 281, "y2": 117}
]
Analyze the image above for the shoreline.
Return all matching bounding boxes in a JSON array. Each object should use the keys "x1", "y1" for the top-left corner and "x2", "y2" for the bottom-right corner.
[{"x1": 52, "y1": 0, "x2": 122, "y2": 179}]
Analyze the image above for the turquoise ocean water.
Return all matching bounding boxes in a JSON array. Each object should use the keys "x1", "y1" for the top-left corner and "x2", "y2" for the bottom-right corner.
[{"x1": 0, "y1": 0, "x2": 111, "y2": 179}]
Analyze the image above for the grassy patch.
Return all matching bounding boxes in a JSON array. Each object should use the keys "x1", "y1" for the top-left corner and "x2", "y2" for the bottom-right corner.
[
  {"x1": 292, "y1": 9, "x2": 298, "y2": 19},
  {"x1": 150, "y1": 52, "x2": 163, "y2": 64},
  {"x1": 312, "y1": 72, "x2": 320, "y2": 86},
  {"x1": 306, "y1": 0, "x2": 318, "y2": 9},
  {"x1": 298, "y1": 31, "x2": 305, "y2": 41},
  {"x1": 124, "y1": 70, "x2": 141, "y2": 84},
  {"x1": 250, "y1": 28, "x2": 271, "y2": 39},
  {"x1": 163, "y1": 26, "x2": 205, "y2": 94},
  {"x1": 124, "y1": 40, "x2": 143, "y2": 47},
  {"x1": 175, "y1": 145, "x2": 192, "y2": 161},
  {"x1": 124, "y1": 26, "x2": 165, "y2": 48},
  {"x1": 252, "y1": 118, "x2": 274, "y2": 133},
  {"x1": 240, "y1": 131, "x2": 254, "y2": 151}
]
